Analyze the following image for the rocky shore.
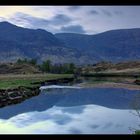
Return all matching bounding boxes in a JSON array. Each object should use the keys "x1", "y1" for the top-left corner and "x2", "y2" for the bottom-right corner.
[
  {"x1": 0, "y1": 86, "x2": 40, "y2": 108},
  {"x1": 0, "y1": 76, "x2": 139, "y2": 108},
  {"x1": 0, "y1": 77, "x2": 75, "y2": 108}
]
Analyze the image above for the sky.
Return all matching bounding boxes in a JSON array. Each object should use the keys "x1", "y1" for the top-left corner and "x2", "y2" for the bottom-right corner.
[{"x1": 0, "y1": 6, "x2": 140, "y2": 34}]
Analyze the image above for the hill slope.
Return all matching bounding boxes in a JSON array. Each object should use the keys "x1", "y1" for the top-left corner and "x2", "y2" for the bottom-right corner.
[
  {"x1": 55, "y1": 28, "x2": 140, "y2": 63},
  {"x1": 0, "y1": 21, "x2": 140, "y2": 64},
  {"x1": 0, "y1": 63, "x2": 41, "y2": 74},
  {"x1": 0, "y1": 21, "x2": 80, "y2": 64}
]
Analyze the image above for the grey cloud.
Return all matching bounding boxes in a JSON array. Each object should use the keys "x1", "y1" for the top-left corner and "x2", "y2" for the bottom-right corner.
[
  {"x1": 9, "y1": 12, "x2": 73, "y2": 33},
  {"x1": 68, "y1": 6, "x2": 81, "y2": 11},
  {"x1": 89, "y1": 10, "x2": 99, "y2": 15},
  {"x1": 9, "y1": 12, "x2": 49, "y2": 28},
  {"x1": 103, "y1": 122, "x2": 113, "y2": 129},
  {"x1": 50, "y1": 14, "x2": 72, "y2": 25},
  {"x1": 114, "y1": 11, "x2": 123, "y2": 15},
  {"x1": 60, "y1": 25, "x2": 86, "y2": 34},
  {"x1": 10, "y1": 12, "x2": 72, "y2": 28},
  {"x1": 90, "y1": 124, "x2": 99, "y2": 129},
  {"x1": 102, "y1": 10, "x2": 112, "y2": 17},
  {"x1": 69, "y1": 128, "x2": 82, "y2": 134}
]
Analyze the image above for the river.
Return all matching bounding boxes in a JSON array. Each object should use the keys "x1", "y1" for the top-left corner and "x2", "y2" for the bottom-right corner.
[{"x1": 0, "y1": 86, "x2": 140, "y2": 134}]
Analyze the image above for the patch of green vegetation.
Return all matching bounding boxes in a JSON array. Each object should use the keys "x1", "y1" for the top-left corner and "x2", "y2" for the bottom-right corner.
[
  {"x1": 41, "y1": 59, "x2": 76, "y2": 74},
  {"x1": 0, "y1": 79, "x2": 32, "y2": 89},
  {"x1": 16, "y1": 58, "x2": 76, "y2": 74},
  {"x1": 0, "y1": 74, "x2": 73, "y2": 89}
]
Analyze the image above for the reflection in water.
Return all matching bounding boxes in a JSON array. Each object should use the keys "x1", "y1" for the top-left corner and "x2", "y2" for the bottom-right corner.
[
  {"x1": 0, "y1": 87, "x2": 140, "y2": 119},
  {"x1": 0, "y1": 104, "x2": 139, "y2": 134},
  {"x1": 0, "y1": 87, "x2": 139, "y2": 134}
]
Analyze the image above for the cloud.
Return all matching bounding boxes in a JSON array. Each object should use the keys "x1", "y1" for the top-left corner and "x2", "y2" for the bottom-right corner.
[
  {"x1": 49, "y1": 14, "x2": 72, "y2": 25},
  {"x1": 9, "y1": 12, "x2": 49, "y2": 29},
  {"x1": 0, "y1": 6, "x2": 139, "y2": 35},
  {"x1": 102, "y1": 10, "x2": 112, "y2": 17},
  {"x1": 60, "y1": 25, "x2": 86, "y2": 34},
  {"x1": 67, "y1": 6, "x2": 81, "y2": 11},
  {"x1": 8, "y1": 12, "x2": 73, "y2": 33},
  {"x1": 89, "y1": 10, "x2": 99, "y2": 15},
  {"x1": 114, "y1": 11, "x2": 123, "y2": 15}
]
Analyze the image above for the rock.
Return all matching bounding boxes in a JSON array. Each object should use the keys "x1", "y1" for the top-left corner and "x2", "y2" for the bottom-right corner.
[
  {"x1": 0, "y1": 86, "x2": 40, "y2": 108},
  {"x1": 134, "y1": 80, "x2": 140, "y2": 85}
]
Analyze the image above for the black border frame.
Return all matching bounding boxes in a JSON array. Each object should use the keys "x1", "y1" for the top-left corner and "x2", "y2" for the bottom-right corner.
[
  {"x1": 0, "y1": 0, "x2": 140, "y2": 5},
  {"x1": 0, "y1": 0, "x2": 140, "y2": 139}
]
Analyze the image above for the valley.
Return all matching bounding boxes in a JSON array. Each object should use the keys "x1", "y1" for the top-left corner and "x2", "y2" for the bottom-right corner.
[{"x1": 0, "y1": 19, "x2": 139, "y2": 134}]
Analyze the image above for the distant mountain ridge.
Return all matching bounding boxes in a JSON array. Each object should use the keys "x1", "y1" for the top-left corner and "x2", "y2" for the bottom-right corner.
[
  {"x1": 0, "y1": 21, "x2": 140, "y2": 64},
  {"x1": 55, "y1": 28, "x2": 140, "y2": 63},
  {"x1": 0, "y1": 21, "x2": 80, "y2": 64}
]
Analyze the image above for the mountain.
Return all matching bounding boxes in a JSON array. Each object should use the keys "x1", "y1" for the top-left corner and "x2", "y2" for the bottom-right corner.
[
  {"x1": 0, "y1": 21, "x2": 80, "y2": 64},
  {"x1": 0, "y1": 21, "x2": 140, "y2": 65},
  {"x1": 55, "y1": 29, "x2": 140, "y2": 63}
]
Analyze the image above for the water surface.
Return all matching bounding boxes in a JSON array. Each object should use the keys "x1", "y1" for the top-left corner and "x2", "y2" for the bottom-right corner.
[{"x1": 0, "y1": 87, "x2": 140, "y2": 134}]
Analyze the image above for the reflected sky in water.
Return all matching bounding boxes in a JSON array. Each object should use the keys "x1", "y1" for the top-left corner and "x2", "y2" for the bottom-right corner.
[{"x1": 0, "y1": 87, "x2": 140, "y2": 134}]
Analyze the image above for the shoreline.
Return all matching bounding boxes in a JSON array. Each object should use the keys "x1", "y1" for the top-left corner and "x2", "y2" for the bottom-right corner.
[
  {"x1": 0, "y1": 86, "x2": 40, "y2": 108},
  {"x1": 0, "y1": 77, "x2": 140, "y2": 108},
  {"x1": 78, "y1": 82, "x2": 140, "y2": 90},
  {"x1": 0, "y1": 75, "x2": 75, "y2": 108}
]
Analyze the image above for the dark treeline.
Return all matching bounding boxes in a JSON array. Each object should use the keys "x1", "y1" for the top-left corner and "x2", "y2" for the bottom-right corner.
[
  {"x1": 16, "y1": 58, "x2": 76, "y2": 74},
  {"x1": 40, "y1": 60, "x2": 76, "y2": 74},
  {"x1": 16, "y1": 58, "x2": 37, "y2": 66}
]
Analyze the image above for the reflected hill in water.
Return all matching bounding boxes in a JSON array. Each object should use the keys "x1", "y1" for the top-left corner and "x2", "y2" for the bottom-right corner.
[{"x1": 0, "y1": 87, "x2": 140, "y2": 119}]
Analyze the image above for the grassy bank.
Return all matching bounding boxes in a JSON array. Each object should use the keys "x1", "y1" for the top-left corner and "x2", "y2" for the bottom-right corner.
[{"x1": 0, "y1": 74, "x2": 73, "y2": 89}]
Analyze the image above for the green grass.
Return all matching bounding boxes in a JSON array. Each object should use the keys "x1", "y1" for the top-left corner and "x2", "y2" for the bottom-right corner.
[{"x1": 0, "y1": 74, "x2": 73, "y2": 89}]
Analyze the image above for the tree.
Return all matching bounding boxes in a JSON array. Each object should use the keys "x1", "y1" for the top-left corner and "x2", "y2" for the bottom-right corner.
[
  {"x1": 16, "y1": 58, "x2": 22, "y2": 64},
  {"x1": 23, "y1": 58, "x2": 28, "y2": 63},
  {"x1": 29, "y1": 58, "x2": 37, "y2": 66},
  {"x1": 69, "y1": 63, "x2": 75, "y2": 73},
  {"x1": 40, "y1": 61, "x2": 77, "y2": 74},
  {"x1": 50, "y1": 64, "x2": 63, "y2": 74},
  {"x1": 62, "y1": 63, "x2": 69, "y2": 74},
  {"x1": 41, "y1": 60, "x2": 51, "y2": 73},
  {"x1": 62, "y1": 63, "x2": 76, "y2": 74},
  {"x1": 16, "y1": 58, "x2": 28, "y2": 64}
]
